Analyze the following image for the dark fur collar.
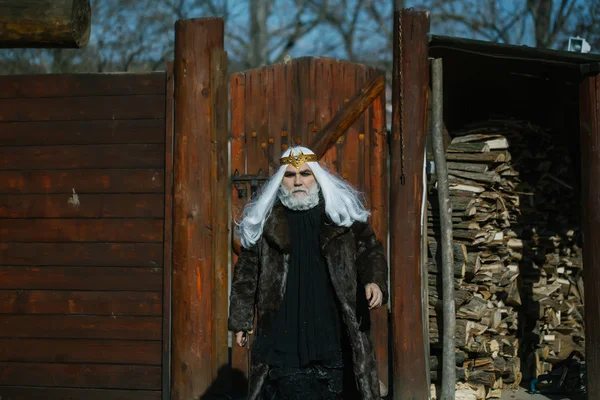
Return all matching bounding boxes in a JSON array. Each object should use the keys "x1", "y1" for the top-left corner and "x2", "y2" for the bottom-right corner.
[{"x1": 263, "y1": 201, "x2": 349, "y2": 253}]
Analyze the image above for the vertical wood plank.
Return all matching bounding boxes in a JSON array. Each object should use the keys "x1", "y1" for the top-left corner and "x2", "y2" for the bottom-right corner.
[
  {"x1": 171, "y1": 18, "x2": 224, "y2": 400},
  {"x1": 211, "y1": 49, "x2": 230, "y2": 389},
  {"x1": 390, "y1": 10, "x2": 430, "y2": 400},
  {"x1": 162, "y1": 62, "x2": 174, "y2": 400},
  {"x1": 230, "y1": 72, "x2": 249, "y2": 386},
  {"x1": 579, "y1": 72, "x2": 600, "y2": 396},
  {"x1": 369, "y1": 68, "x2": 389, "y2": 393},
  {"x1": 315, "y1": 59, "x2": 337, "y2": 172},
  {"x1": 287, "y1": 61, "x2": 299, "y2": 147},
  {"x1": 340, "y1": 62, "x2": 359, "y2": 186},
  {"x1": 298, "y1": 57, "x2": 316, "y2": 145},
  {"x1": 267, "y1": 65, "x2": 284, "y2": 172}
]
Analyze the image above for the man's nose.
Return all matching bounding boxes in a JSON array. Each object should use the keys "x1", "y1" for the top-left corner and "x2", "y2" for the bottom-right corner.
[{"x1": 294, "y1": 174, "x2": 302, "y2": 185}]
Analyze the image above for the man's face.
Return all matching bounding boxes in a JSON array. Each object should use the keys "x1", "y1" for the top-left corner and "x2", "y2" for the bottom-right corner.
[{"x1": 282, "y1": 163, "x2": 316, "y2": 198}]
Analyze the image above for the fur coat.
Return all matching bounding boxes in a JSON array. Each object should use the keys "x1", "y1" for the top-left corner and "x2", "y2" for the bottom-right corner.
[{"x1": 228, "y1": 202, "x2": 388, "y2": 400}]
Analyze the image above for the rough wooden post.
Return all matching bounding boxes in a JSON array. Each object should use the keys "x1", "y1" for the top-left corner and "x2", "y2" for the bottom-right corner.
[
  {"x1": 389, "y1": 9, "x2": 430, "y2": 400},
  {"x1": 579, "y1": 71, "x2": 600, "y2": 396},
  {"x1": 171, "y1": 18, "x2": 224, "y2": 399}
]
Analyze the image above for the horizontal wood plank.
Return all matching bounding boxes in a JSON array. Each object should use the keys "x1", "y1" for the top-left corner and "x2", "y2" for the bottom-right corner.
[
  {"x1": 0, "y1": 315, "x2": 161, "y2": 340},
  {"x1": 0, "y1": 243, "x2": 163, "y2": 266},
  {"x1": 0, "y1": 266, "x2": 162, "y2": 291},
  {"x1": 0, "y1": 144, "x2": 164, "y2": 170},
  {"x1": 0, "y1": 290, "x2": 161, "y2": 316},
  {"x1": 0, "y1": 194, "x2": 164, "y2": 218},
  {"x1": 0, "y1": 169, "x2": 164, "y2": 194},
  {"x1": 0, "y1": 120, "x2": 165, "y2": 146},
  {"x1": 0, "y1": 95, "x2": 165, "y2": 122},
  {"x1": 0, "y1": 219, "x2": 163, "y2": 242},
  {"x1": 0, "y1": 338, "x2": 161, "y2": 364},
  {"x1": 0, "y1": 73, "x2": 166, "y2": 98},
  {"x1": 0, "y1": 362, "x2": 161, "y2": 390},
  {"x1": 0, "y1": 386, "x2": 161, "y2": 400}
]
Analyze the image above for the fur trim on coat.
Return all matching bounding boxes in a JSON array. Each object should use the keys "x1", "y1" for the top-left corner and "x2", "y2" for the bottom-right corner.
[{"x1": 228, "y1": 202, "x2": 388, "y2": 400}]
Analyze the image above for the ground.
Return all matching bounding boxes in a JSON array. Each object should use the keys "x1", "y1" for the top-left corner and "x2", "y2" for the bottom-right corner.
[{"x1": 499, "y1": 389, "x2": 584, "y2": 400}]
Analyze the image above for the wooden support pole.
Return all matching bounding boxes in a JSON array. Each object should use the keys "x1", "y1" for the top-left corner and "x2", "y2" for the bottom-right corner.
[
  {"x1": 431, "y1": 58, "x2": 456, "y2": 399},
  {"x1": 390, "y1": 9, "x2": 430, "y2": 400},
  {"x1": 309, "y1": 74, "x2": 385, "y2": 159},
  {"x1": 0, "y1": 0, "x2": 91, "y2": 48},
  {"x1": 171, "y1": 18, "x2": 224, "y2": 400},
  {"x1": 579, "y1": 72, "x2": 600, "y2": 396}
]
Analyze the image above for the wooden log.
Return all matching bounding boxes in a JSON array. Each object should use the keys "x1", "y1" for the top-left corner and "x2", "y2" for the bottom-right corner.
[
  {"x1": 309, "y1": 73, "x2": 385, "y2": 159},
  {"x1": 0, "y1": 0, "x2": 91, "y2": 48},
  {"x1": 580, "y1": 72, "x2": 600, "y2": 396},
  {"x1": 171, "y1": 18, "x2": 224, "y2": 400},
  {"x1": 390, "y1": 9, "x2": 430, "y2": 399},
  {"x1": 431, "y1": 57, "x2": 456, "y2": 400}
]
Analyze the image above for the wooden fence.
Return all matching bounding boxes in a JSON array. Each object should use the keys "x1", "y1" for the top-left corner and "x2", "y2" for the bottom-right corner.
[{"x1": 0, "y1": 72, "x2": 170, "y2": 400}]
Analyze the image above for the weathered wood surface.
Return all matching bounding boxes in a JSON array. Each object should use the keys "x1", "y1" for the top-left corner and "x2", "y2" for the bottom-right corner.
[
  {"x1": 309, "y1": 73, "x2": 385, "y2": 159},
  {"x1": 163, "y1": 62, "x2": 174, "y2": 400},
  {"x1": 171, "y1": 18, "x2": 224, "y2": 400},
  {"x1": 389, "y1": 9, "x2": 430, "y2": 400},
  {"x1": 579, "y1": 72, "x2": 600, "y2": 397},
  {"x1": 230, "y1": 57, "x2": 389, "y2": 391},
  {"x1": 0, "y1": 0, "x2": 91, "y2": 48},
  {"x1": 0, "y1": 73, "x2": 165, "y2": 98},
  {"x1": 230, "y1": 72, "x2": 250, "y2": 386},
  {"x1": 0, "y1": 194, "x2": 164, "y2": 218},
  {"x1": 0, "y1": 362, "x2": 160, "y2": 389},
  {"x1": 0, "y1": 69, "x2": 167, "y2": 399},
  {"x1": 0, "y1": 266, "x2": 162, "y2": 291},
  {"x1": 0, "y1": 338, "x2": 161, "y2": 364},
  {"x1": 0, "y1": 144, "x2": 164, "y2": 169},
  {"x1": 0, "y1": 387, "x2": 161, "y2": 400},
  {"x1": 211, "y1": 49, "x2": 230, "y2": 387},
  {"x1": 0, "y1": 95, "x2": 165, "y2": 121},
  {"x1": 0, "y1": 169, "x2": 164, "y2": 193}
]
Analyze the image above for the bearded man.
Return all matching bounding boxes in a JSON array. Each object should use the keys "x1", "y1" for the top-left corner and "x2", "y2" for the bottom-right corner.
[{"x1": 228, "y1": 146, "x2": 388, "y2": 400}]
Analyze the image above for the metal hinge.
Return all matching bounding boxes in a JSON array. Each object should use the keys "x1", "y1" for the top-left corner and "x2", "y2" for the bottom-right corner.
[{"x1": 232, "y1": 169, "x2": 269, "y2": 199}]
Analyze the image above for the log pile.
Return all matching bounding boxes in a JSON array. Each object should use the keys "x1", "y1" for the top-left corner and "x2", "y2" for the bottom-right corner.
[
  {"x1": 427, "y1": 119, "x2": 585, "y2": 398},
  {"x1": 428, "y1": 129, "x2": 522, "y2": 399}
]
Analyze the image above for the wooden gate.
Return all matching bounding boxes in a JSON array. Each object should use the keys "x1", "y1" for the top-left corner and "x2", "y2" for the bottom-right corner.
[
  {"x1": 0, "y1": 73, "x2": 171, "y2": 400},
  {"x1": 229, "y1": 57, "x2": 389, "y2": 389}
]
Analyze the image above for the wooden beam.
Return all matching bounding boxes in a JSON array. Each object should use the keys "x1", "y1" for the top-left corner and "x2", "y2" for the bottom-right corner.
[
  {"x1": 309, "y1": 73, "x2": 385, "y2": 159},
  {"x1": 171, "y1": 18, "x2": 224, "y2": 400},
  {"x1": 0, "y1": 0, "x2": 91, "y2": 48},
  {"x1": 390, "y1": 9, "x2": 430, "y2": 400},
  {"x1": 579, "y1": 71, "x2": 600, "y2": 396}
]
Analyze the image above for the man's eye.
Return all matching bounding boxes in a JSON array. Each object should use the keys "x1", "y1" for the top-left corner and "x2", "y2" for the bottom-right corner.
[
  {"x1": 301, "y1": 172, "x2": 312, "y2": 176},
  {"x1": 284, "y1": 173, "x2": 295, "y2": 177}
]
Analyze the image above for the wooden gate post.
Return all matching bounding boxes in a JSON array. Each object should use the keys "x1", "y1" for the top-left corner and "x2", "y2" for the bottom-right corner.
[
  {"x1": 579, "y1": 71, "x2": 600, "y2": 396},
  {"x1": 171, "y1": 18, "x2": 225, "y2": 399},
  {"x1": 389, "y1": 9, "x2": 430, "y2": 399}
]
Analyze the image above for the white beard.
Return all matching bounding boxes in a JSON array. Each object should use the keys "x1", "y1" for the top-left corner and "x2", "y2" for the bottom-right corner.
[{"x1": 278, "y1": 183, "x2": 320, "y2": 211}]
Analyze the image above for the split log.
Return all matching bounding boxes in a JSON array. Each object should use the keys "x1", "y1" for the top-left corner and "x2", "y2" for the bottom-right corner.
[{"x1": 0, "y1": 0, "x2": 92, "y2": 48}]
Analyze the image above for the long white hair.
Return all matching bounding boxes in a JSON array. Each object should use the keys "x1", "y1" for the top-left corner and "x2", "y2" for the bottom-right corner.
[{"x1": 237, "y1": 146, "x2": 370, "y2": 248}]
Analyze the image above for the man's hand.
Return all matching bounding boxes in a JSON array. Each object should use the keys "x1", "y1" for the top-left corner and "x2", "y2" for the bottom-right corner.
[
  {"x1": 235, "y1": 331, "x2": 248, "y2": 347},
  {"x1": 365, "y1": 283, "x2": 383, "y2": 309}
]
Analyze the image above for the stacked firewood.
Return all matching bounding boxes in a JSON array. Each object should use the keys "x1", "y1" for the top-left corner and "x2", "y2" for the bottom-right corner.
[
  {"x1": 427, "y1": 130, "x2": 522, "y2": 398},
  {"x1": 427, "y1": 119, "x2": 585, "y2": 398},
  {"x1": 486, "y1": 120, "x2": 585, "y2": 380}
]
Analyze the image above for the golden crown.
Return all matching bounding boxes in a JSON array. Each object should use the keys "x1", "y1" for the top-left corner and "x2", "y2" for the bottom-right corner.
[{"x1": 279, "y1": 150, "x2": 318, "y2": 169}]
